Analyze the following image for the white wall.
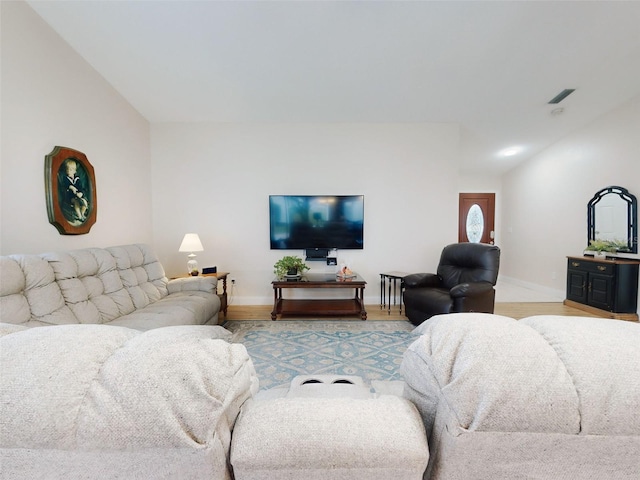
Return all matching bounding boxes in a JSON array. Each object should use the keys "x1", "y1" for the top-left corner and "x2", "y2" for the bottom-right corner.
[
  {"x1": 0, "y1": 1, "x2": 152, "y2": 255},
  {"x1": 151, "y1": 123, "x2": 460, "y2": 304},
  {"x1": 4, "y1": 0, "x2": 638, "y2": 311},
  {"x1": 501, "y1": 96, "x2": 640, "y2": 307}
]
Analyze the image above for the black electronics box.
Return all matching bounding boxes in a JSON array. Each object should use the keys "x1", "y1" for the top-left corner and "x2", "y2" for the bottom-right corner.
[
  {"x1": 203, "y1": 266, "x2": 217, "y2": 274},
  {"x1": 305, "y1": 248, "x2": 329, "y2": 261}
]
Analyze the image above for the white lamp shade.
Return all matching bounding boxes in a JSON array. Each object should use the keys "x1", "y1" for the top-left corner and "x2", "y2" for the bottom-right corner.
[{"x1": 179, "y1": 233, "x2": 204, "y2": 252}]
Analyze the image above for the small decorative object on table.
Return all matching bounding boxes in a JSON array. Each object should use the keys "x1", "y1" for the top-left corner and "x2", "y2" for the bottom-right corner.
[
  {"x1": 337, "y1": 264, "x2": 356, "y2": 278},
  {"x1": 274, "y1": 255, "x2": 310, "y2": 278}
]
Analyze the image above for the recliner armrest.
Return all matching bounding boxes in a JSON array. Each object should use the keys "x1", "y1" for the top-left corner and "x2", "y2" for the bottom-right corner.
[
  {"x1": 449, "y1": 281, "x2": 494, "y2": 298},
  {"x1": 404, "y1": 273, "x2": 442, "y2": 289}
]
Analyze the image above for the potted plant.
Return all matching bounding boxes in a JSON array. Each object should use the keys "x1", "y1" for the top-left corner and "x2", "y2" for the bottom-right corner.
[
  {"x1": 274, "y1": 255, "x2": 310, "y2": 278},
  {"x1": 585, "y1": 239, "x2": 628, "y2": 257}
]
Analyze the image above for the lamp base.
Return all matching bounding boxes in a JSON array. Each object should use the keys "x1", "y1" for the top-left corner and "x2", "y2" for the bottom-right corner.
[{"x1": 187, "y1": 255, "x2": 198, "y2": 275}]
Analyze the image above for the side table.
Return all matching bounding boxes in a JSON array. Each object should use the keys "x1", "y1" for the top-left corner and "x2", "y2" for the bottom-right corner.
[
  {"x1": 379, "y1": 271, "x2": 410, "y2": 315},
  {"x1": 172, "y1": 272, "x2": 229, "y2": 317}
]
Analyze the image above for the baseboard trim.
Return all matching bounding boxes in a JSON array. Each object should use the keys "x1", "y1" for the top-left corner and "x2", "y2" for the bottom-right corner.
[
  {"x1": 563, "y1": 300, "x2": 639, "y2": 322},
  {"x1": 498, "y1": 275, "x2": 565, "y2": 301}
]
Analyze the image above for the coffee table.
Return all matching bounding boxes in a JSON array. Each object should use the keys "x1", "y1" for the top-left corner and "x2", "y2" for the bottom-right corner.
[{"x1": 271, "y1": 273, "x2": 367, "y2": 320}]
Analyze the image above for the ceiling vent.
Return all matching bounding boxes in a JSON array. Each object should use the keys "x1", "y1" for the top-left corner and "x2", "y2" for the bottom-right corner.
[{"x1": 548, "y1": 89, "x2": 576, "y2": 104}]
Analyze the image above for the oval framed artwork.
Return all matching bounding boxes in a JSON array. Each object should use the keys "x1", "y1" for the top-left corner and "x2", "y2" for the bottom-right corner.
[{"x1": 44, "y1": 146, "x2": 97, "y2": 235}]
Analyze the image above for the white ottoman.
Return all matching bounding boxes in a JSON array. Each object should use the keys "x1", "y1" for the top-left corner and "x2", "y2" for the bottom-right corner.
[{"x1": 230, "y1": 395, "x2": 429, "y2": 480}]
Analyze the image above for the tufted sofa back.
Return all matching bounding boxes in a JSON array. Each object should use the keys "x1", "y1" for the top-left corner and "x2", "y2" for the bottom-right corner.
[{"x1": 0, "y1": 244, "x2": 169, "y2": 328}]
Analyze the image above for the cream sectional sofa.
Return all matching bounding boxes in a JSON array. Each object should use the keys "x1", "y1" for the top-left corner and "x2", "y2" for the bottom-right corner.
[
  {"x1": 401, "y1": 313, "x2": 640, "y2": 480},
  {"x1": 0, "y1": 244, "x2": 258, "y2": 479},
  {"x1": 0, "y1": 322, "x2": 258, "y2": 479},
  {"x1": 0, "y1": 244, "x2": 221, "y2": 330}
]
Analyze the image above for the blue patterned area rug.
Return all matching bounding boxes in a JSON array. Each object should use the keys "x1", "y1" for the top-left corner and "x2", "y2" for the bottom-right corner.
[{"x1": 224, "y1": 320, "x2": 417, "y2": 391}]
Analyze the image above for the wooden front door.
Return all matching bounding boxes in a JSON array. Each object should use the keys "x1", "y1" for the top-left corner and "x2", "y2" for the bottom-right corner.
[{"x1": 458, "y1": 193, "x2": 495, "y2": 244}]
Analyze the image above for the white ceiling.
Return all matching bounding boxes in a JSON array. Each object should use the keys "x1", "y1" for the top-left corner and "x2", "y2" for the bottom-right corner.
[{"x1": 27, "y1": 1, "x2": 640, "y2": 175}]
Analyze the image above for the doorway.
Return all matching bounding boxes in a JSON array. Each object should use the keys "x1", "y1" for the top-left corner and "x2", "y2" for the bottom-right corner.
[{"x1": 458, "y1": 193, "x2": 495, "y2": 244}]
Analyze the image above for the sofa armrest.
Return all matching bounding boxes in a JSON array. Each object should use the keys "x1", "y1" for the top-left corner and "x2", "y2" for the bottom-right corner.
[
  {"x1": 1, "y1": 324, "x2": 258, "y2": 452},
  {"x1": 404, "y1": 273, "x2": 441, "y2": 289},
  {"x1": 167, "y1": 276, "x2": 216, "y2": 294},
  {"x1": 401, "y1": 313, "x2": 581, "y2": 435},
  {"x1": 448, "y1": 281, "x2": 494, "y2": 298},
  {"x1": 520, "y1": 315, "x2": 640, "y2": 435},
  {"x1": 0, "y1": 322, "x2": 29, "y2": 337}
]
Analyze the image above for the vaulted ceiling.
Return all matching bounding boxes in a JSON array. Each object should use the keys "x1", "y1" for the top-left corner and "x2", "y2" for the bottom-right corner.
[{"x1": 27, "y1": 1, "x2": 640, "y2": 174}]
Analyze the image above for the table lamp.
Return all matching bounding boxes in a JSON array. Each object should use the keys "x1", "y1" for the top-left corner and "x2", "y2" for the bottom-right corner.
[{"x1": 179, "y1": 233, "x2": 204, "y2": 275}]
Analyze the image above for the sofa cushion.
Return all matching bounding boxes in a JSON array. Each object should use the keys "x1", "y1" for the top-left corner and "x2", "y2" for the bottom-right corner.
[
  {"x1": 401, "y1": 313, "x2": 580, "y2": 435},
  {"x1": 109, "y1": 291, "x2": 221, "y2": 330},
  {"x1": 1, "y1": 323, "x2": 257, "y2": 479},
  {"x1": 107, "y1": 244, "x2": 169, "y2": 309},
  {"x1": 231, "y1": 396, "x2": 429, "y2": 480},
  {"x1": 520, "y1": 315, "x2": 640, "y2": 435},
  {"x1": 422, "y1": 422, "x2": 640, "y2": 480},
  {"x1": 0, "y1": 255, "x2": 77, "y2": 327},
  {"x1": 41, "y1": 249, "x2": 136, "y2": 324}
]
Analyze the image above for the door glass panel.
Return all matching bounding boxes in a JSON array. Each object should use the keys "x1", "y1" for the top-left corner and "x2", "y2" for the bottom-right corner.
[{"x1": 466, "y1": 204, "x2": 484, "y2": 243}]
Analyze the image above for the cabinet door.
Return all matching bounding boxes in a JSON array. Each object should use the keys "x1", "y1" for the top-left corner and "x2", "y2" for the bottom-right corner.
[
  {"x1": 567, "y1": 269, "x2": 588, "y2": 304},
  {"x1": 614, "y1": 263, "x2": 640, "y2": 313},
  {"x1": 588, "y1": 273, "x2": 614, "y2": 311}
]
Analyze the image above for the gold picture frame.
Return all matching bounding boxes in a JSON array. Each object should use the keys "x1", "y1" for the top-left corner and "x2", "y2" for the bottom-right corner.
[{"x1": 45, "y1": 146, "x2": 97, "y2": 235}]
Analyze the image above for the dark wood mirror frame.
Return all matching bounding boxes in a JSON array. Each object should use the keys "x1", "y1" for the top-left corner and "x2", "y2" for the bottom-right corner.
[
  {"x1": 45, "y1": 146, "x2": 97, "y2": 235},
  {"x1": 587, "y1": 185, "x2": 637, "y2": 254}
]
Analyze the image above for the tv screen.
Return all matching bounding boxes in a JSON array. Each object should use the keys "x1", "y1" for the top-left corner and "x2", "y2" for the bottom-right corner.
[{"x1": 269, "y1": 195, "x2": 364, "y2": 250}]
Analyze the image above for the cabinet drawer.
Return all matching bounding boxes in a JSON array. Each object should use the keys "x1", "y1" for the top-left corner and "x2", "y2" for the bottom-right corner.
[{"x1": 567, "y1": 259, "x2": 614, "y2": 276}]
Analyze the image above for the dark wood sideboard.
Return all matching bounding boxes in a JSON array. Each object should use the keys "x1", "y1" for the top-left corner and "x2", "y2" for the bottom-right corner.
[{"x1": 564, "y1": 256, "x2": 639, "y2": 322}]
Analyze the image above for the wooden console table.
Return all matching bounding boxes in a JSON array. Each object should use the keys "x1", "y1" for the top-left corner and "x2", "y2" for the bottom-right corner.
[{"x1": 271, "y1": 273, "x2": 367, "y2": 320}]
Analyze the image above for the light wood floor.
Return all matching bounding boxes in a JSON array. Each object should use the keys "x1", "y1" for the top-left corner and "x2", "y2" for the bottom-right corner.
[{"x1": 222, "y1": 302, "x2": 604, "y2": 322}]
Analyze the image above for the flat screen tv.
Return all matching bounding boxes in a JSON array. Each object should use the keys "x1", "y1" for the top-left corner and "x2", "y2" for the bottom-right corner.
[{"x1": 269, "y1": 195, "x2": 364, "y2": 250}]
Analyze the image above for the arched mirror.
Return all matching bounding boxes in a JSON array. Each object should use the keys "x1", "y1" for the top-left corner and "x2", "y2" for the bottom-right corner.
[{"x1": 588, "y1": 186, "x2": 637, "y2": 253}]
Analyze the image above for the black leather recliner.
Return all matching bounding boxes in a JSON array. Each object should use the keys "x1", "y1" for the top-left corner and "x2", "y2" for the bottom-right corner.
[{"x1": 403, "y1": 243, "x2": 500, "y2": 326}]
